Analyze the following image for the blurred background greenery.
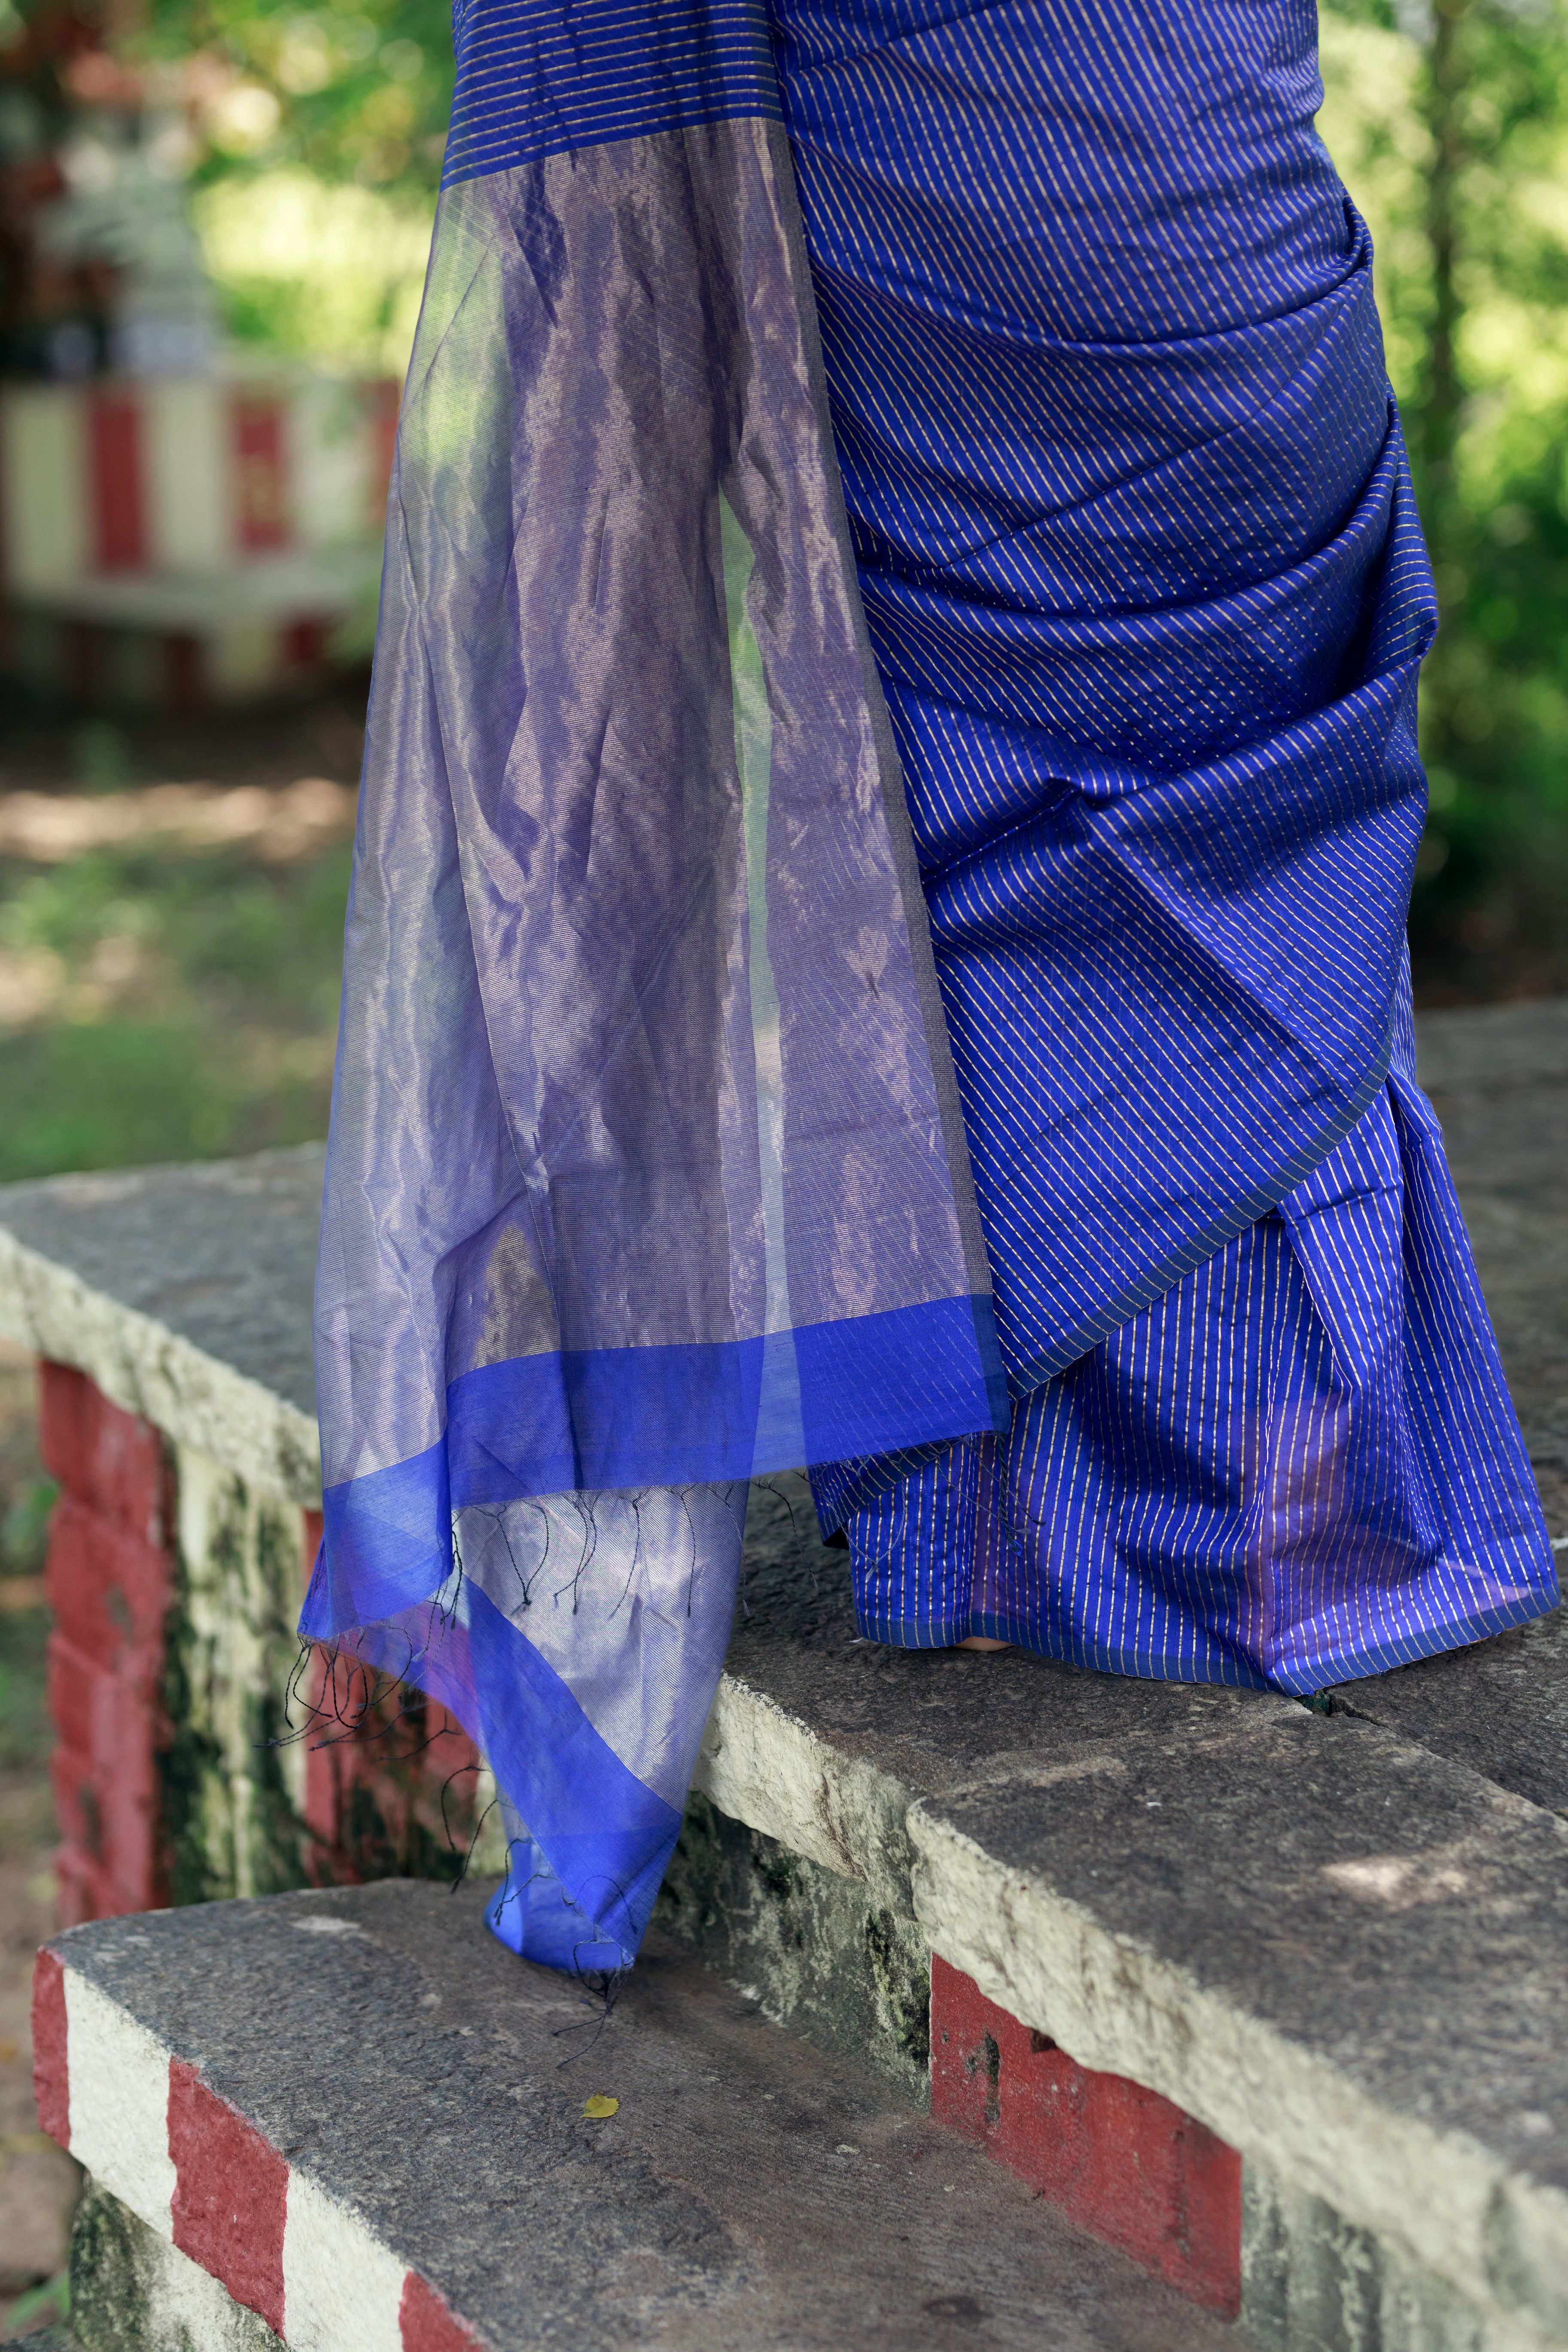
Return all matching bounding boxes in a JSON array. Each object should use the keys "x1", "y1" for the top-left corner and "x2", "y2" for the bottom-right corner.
[
  {"x1": 1319, "y1": 0, "x2": 1568, "y2": 1000},
  {"x1": 0, "y1": 0, "x2": 1564, "y2": 1196}
]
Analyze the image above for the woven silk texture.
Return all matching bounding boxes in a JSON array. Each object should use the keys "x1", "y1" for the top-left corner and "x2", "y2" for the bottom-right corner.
[{"x1": 306, "y1": 0, "x2": 1559, "y2": 1972}]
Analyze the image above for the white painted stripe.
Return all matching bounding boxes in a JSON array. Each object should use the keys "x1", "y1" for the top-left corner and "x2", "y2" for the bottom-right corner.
[
  {"x1": 0, "y1": 386, "x2": 89, "y2": 590},
  {"x1": 61, "y1": 1967, "x2": 177, "y2": 2240},
  {"x1": 282, "y1": 2166, "x2": 406, "y2": 2352},
  {"x1": 134, "y1": 2221, "x2": 280, "y2": 2352},
  {"x1": 143, "y1": 380, "x2": 228, "y2": 572},
  {"x1": 290, "y1": 380, "x2": 371, "y2": 551}
]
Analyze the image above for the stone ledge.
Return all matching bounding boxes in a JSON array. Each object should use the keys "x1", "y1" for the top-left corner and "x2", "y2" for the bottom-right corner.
[
  {"x1": 714, "y1": 1474, "x2": 1568, "y2": 2349},
  {"x1": 0, "y1": 1150, "x2": 321, "y2": 1504},
  {"x1": 5, "y1": 1004, "x2": 1567, "y2": 2350},
  {"x1": 33, "y1": 1881, "x2": 1247, "y2": 2352},
  {"x1": 1327, "y1": 1600, "x2": 1568, "y2": 1816}
]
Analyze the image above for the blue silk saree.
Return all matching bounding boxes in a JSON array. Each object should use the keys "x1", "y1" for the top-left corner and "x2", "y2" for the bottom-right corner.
[{"x1": 303, "y1": 0, "x2": 1559, "y2": 1973}]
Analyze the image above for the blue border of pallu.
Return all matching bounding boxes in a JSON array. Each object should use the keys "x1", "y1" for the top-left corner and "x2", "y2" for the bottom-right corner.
[
  {"x1": 304, "y1": 1292, "x2": 1006, "y2": 1637},
  {"x1": 337, "y1": 1583, "x2": 682, "y2": 1968},
  {"x1": 442, "y1": 0, "x2": 782, "y2": 189}
]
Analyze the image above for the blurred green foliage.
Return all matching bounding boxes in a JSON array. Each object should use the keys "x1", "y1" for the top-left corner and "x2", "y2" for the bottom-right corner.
[
  {"x1": 0, "y1": 831, "x2": 351, "y2": 1181},
  {"x1": 1316, "y1": 0, "x2": 1568, "y2": 988},
  {"x1": 1, "y1": 1473, "x2": 57, "y2": 1574},
  {"x1": 121, "y1": 0, "x2": 452, "y2": 366},
  {"x1": 139, "y1": 0, "x2": 454, "y2": 197}
]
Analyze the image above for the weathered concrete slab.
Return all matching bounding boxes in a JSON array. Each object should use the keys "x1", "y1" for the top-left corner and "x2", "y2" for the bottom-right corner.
[
  {"x1": 1329, "y1": 1600, "x2": 1568, "y2": 1818},
  {"x1": 1416, "y1": 999, "x2": 1568, "y2": 1094},
  {"x1": 1416, "y1": 999, "x2": 1568, "y2": 1530},
  {"x1": 709, "y1": 1476, "x2": 1568, "y2": 2346},
  {"x1": 1321, "y1": 1000, "x2": 1568, "y2": 1812},
  {"x1": 41, "y1": 1881, "x2": 1248, "y2": 2352},
  {"x1": 0, "y1": 1148, "x2": 321, "y2": 1500},
  {"x1": 913, "y1": 1702, "x2": 1568, "y2": 2327}
]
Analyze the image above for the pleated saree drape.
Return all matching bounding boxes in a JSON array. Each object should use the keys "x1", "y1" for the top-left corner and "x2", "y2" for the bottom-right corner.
[{"x1": 304, "y1": 0, "x2": 1558, "y2": 1972}]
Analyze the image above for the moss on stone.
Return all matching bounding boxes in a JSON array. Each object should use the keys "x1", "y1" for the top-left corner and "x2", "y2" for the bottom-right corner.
[
  {"x1": 864, "y1": 1905, "x2": 930, "y2": 2076},
  {"x1": 69, "y1": 2177, "x2": 284, "y2": 2352},
  {"x1": 158, "y1": 1447, "x2": 315, "y2": 1906},
  {"x1": 655, "y1": 1791, "x2": 932, "y2": 2108}
]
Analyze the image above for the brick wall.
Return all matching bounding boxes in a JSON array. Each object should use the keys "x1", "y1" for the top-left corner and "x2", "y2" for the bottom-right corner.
[
  {"x1": 37, "y1": 1361, "x2": 501, "y2": 1927},
  {"x1": 930, "y1": 1953, "x2": 1244, "y2": 2317},
  {"x1": 40, "y1": 1365, "x2": 174, "y2": 1924}
]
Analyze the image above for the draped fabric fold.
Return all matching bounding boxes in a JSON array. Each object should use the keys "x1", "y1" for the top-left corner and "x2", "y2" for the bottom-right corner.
[
  {"x1": 304, "y1": 10, "x2": 1004, "y2": 1971},
  {"x1": 785, "y1": 0, "x2": 1554, "y2": 1672},
  {"x1": 306, "y1": 0, "x2": 1557, "y2": 1973}
]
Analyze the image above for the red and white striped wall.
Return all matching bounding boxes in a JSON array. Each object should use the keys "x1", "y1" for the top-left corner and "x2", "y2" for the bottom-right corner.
[
  {"x1": 0, "y1": 377, "x2": 396, "y2": 595},
  {"x1": 0, "y1": 375, "x2": 397, "y2": 704},
  {"x1": 33, "y1": 1948, "x2": 482, "y2": 2352}
]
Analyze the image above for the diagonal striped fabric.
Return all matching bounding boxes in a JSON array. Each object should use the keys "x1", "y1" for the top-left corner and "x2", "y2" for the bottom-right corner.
[
  {"x1": 443, "y1": 0, "x2": 782, "y2": 186},
  {"x1": 784, "y1": 0, "x2": 1557, "y2": 1677}
]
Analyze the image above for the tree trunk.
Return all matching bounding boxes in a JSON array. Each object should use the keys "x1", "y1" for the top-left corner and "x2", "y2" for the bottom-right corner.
[{"x1": 1419, "y1": 0, "x2": 1467, "y2": 501}]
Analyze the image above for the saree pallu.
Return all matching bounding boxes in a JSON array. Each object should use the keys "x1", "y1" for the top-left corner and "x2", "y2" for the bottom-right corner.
[{"x1": 304, "y1": 0, "x2": 1559, "y2": 1972}]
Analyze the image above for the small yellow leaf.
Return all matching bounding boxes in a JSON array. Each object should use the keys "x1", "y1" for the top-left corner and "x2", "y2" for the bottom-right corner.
[{"x1": 582, "y1": 2094, "x2": 619, "y2": 2119}]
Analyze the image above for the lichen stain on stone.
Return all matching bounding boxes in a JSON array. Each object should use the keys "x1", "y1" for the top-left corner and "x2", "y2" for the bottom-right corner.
[
  {"x1": 70, "y1": 2174, "x2": 287, "y2": 2352},
  {"x1": 864, "y1": 1905, "x2": 931, "y2": 2075},
  {"x1": 158, "y1": 1443, "x2": 494, "y2": 1903},
  {"x1": 160, "y1": 1445, "x2": 317, "y2": 1906},
  {"x1": 655, "y1": 1792, "x2": 932, "y2": 2107},
  {"x1": 960, "y1": 2029, "x2": 1002, "y2": 2130},
  {"x1": 751, "y1": 1834, "x2": 797, "y2": 1908},
  {"x1": 71, "y1": 2173, "x2": 156, "y2": 2352}
]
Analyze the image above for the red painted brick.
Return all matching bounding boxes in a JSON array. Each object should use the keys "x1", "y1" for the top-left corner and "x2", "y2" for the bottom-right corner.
[
  {"x1": 48, "y1": 1640, "x2": 159, "y2": 1890},
  {"x1": 31, "y1": 1951, "x2": 69, "y2": 2148},
  {"x1": 61, "y1": 1853, "x2": 123, "y2": 1929},
  {"x1": 54, "y1": 1850, "x2": 96, "y2": 1931},
  {"x1": 99, "y1": 1781, "x2": 158, "y2": 1914},
  {"x1": 89, "y1": 1654, "x2": 161, "y2": 1772},
  {"x1": 46, "y1": 1496, "x2": 171, "y2": 1669},
  {"x1": 47, "y1": 1632, "x2": 109, "y2": 1761},
  {"x1": 110, "y1": 1657, "x2": 161, "y2": 1749},
  {"x1": 400, "y1": 2269, "x2": 487, "y2": 2352},
  {"x1": 89, "y1": 392, "x2": 148, "y2": 571},
  {"x1": 38, "y1": 1370, "x2": 175, "y2": 1924},
  {"x1": 38, "y1": 1362, "x2": 93, "y2": 1487},
  {"x1": 168, "y1": 2060, "x2": 288, "y2": 2334},
  {"x1": 50, "y1": 1746, "x2": 104, "y2": 1861},
  {"x1": 51, "y1": 1761, "x2": 156, "y2": 1923},
  {"x1": 38, "y1": 1362, "x2": 166, "y2": 1538},
  {"x1": 42, "y1": 1500, "x2": 119, "y2": 1669},
  {"x1": 930, "y1": 1956, "x2": 1242, "y2": 2317}
]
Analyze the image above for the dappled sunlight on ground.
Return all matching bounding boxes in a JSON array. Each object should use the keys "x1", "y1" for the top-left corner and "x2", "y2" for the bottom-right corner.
[{"x1": 0, "y1": 691, "x2": 365, "y2": 1185}]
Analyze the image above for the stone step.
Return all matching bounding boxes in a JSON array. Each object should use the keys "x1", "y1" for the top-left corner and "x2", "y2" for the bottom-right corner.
[
  {"x1": 679, "y1": 1473, "x2": 1568, "y2": 2352},
  {"x1": 3, "y1": 1004, "x2": 1565, "y2": 2352},
  {"x1": 31, "y1": 1880, "x2": 1248, "y2": 2352}
]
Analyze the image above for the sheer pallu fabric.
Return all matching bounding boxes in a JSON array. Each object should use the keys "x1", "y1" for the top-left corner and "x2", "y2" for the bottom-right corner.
[{"x1": 304, "y1": 0, "x2": 1557, "y2": 1973}]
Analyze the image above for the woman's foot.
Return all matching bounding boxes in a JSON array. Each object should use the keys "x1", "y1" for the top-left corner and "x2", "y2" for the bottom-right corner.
[{"x1": 956, "y1": 1634, "x2": 1010, "y2": 1652}]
